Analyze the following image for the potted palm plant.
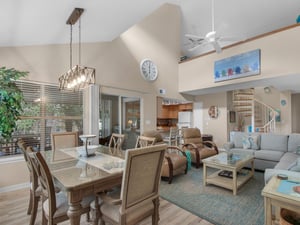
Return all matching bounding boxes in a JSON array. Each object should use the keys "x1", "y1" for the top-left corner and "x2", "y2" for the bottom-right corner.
[{"x1": 0, "y1": 67, "x2": 28, "y2": 140}]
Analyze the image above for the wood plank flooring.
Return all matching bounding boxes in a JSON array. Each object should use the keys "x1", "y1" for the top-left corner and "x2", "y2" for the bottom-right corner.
[{"x1": 0, "y1": 188, "x2": 214, "y2": 225}]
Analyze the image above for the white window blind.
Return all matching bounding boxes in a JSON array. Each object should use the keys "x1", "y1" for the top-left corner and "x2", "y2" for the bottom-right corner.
[{"x1": 0, "y1": 80, "x2": 83, "y2": 156}]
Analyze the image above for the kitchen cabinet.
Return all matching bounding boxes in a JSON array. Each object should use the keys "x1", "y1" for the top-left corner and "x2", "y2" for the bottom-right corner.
[{"x1": 178, "y1": 103, "x2": 193, "y2": 111}]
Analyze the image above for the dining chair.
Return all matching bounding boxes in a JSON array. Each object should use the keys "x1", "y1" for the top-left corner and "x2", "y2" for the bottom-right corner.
[
  {"x1": 164, "y1": 127, "x2": 180, "y2": 146},
  {"x1": 96, "y1": 144, "x2": 167, "y2": 225},
  {"x1": 135, "y1": 135, "x2": 155, "y2": 148},
  {"x1": 108, "y1": 133, "x2": 125, "y2": 154},
  {"x1": 51, "y1": 131, "x2": 79, "y2": 161},
  {"x1": 33, "y1": 151, "x2": 93, "y2": 225},
  {"x1": 17, "y1": 140, "x2": 40, "y2": 225},
  {"x1": 181, "y1": 127, "x2": 219, "y2": 168},
  {"x1": 51, "y1": 131, "x2": 79, "y2": 151}
]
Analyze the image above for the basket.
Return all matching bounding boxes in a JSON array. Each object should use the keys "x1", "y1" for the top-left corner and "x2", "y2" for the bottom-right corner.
[{"x1": 280, "y1": 208, "x2": 300, "y2": 225}]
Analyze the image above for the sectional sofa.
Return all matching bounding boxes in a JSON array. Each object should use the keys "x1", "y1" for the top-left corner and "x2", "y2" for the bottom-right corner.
[{"x1": 224, "y1": 132, "x2": 300, "y2": 182}]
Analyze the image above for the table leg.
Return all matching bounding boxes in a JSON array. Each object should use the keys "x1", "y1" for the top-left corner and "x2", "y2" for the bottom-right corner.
[
  {"x1": 203, "y1": 163, "x2": 207, "y2": 186},
  {"x1": 67, "y1": 201, "x2": 83, "y2": 225},
  {"x1": 264, "y1": 197, "x2": 272, "y2": 225},
  {"x1": 233, "y1": 169, "x2": 237, "y2": 195}
]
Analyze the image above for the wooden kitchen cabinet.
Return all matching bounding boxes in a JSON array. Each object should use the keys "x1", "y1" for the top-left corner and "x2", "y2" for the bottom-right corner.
[{"x1": 178, "y1": 103, "x2": 193, "y2": 111}]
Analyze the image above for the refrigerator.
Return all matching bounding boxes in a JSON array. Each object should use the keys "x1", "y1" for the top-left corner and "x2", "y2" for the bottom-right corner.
[{"x1": 177, "y1": 111, "x2": 193, "y2": 129}]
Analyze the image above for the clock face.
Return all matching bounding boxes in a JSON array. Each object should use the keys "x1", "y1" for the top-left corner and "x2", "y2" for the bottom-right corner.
[{"x1": 140, "y1": 59, "x2": 158, "y2": 81}]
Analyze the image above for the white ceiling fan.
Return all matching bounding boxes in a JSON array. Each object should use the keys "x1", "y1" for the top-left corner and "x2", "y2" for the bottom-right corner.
[{"x1": 185, "y1": 0, "x2": 239, "y2": 53}]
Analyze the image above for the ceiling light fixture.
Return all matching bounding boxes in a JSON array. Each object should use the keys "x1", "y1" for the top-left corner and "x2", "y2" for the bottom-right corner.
[{"x1": 59, "y1": 8, "x2": 95, "y2": 91}]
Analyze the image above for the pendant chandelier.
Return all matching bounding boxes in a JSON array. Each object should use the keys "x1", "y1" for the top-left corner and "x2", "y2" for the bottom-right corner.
[{"x1": 59, "y1": 8, "x2": 95, "y2": 91}]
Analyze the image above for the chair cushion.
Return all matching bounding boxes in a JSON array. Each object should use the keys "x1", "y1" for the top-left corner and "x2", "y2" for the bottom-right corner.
[
  {"x1": 199, "y1": 147, "x2": 217, "y2": 159},
  {"x1": 101, "y1": 199, "x2": 154, "y2": 224},
  {"x1": 43, "y1": 192, "x2": 69, "y2": 218},
  {"x1": 165, "y1": 153, "x2": 187, "y2": 169},
  {"x1": 255, "y1": 150, "x2": 284, "y2": 162},
  {"x1": 142, "y1": 130, "x2": 163, "y2": 143}
]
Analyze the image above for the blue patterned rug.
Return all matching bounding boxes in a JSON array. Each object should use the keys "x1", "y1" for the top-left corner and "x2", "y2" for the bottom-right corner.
[{"x1": 159, "y1": 167, "x2": 264, "y2": 225}]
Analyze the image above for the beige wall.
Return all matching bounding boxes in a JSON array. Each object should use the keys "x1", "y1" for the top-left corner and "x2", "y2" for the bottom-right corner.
[
  {"x1": 194, "y1": 93, "x2": 228, "y2": 147},
  {"x1": 0, "y1": 160, "x2": 29, "y2": 188}
]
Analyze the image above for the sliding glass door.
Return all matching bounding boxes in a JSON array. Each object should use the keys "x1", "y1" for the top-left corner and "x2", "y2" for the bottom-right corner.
[{"x1": 99, "y1": 94, "x2": 140, "y2": 149}]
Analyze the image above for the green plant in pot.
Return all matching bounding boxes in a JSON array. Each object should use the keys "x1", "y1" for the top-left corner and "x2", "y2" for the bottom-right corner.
[{"x1": 0, "y1": 67, "x2": 28, "y2": 140}]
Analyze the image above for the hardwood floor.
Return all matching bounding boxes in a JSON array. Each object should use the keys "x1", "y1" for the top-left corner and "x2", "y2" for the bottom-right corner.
[{"x1": 0, "y1": 188, "x2": 214, "y2": 225}]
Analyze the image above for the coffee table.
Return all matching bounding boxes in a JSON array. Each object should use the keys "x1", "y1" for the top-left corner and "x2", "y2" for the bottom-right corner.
[{"x1": 202, "y1": 152, "x2": 254, "y2": 195}]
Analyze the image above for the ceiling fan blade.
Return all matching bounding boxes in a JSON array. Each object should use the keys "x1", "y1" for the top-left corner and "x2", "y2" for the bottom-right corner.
[
  {"x1": 188, "y1": 41, "x2": 210, "y2": 51},
  {"x1": 212, "y1": 41, "x2": 222, "y2": 53},
  {"x1": 185, "y1": 34, "x2": 205, "y2": 41}
]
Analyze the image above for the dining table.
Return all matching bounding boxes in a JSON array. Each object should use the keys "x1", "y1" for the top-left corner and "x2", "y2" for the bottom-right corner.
[{"x1": 42, "y1": 145, "x2": 125, "y2": 225}]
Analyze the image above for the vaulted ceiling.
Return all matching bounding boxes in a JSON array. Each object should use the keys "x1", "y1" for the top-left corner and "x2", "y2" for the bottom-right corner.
[{"x1": 2, "y1": 0, "x2": 300, "y2": 58}]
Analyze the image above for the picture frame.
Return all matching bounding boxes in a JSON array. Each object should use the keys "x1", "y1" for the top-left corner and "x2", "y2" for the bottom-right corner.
[
  {"x1": 208, "y1": 105, "x2": 218, "y2": 118},
  {"x1": 229, "y1": 111, "x2": 236, "y2": 123},
  {"x1": 214, "y1": 49, "x2": 261, "y2": 82}
]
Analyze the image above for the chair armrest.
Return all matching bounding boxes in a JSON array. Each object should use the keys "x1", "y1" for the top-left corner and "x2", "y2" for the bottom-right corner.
[
  {"x1": 99, "y1": 191, "x2": 122, "y2": 205},
  {"x1": 166, "y1": 146, "x2": 187, "y2": 157},
  {"x1": 203, "y1": 141, "x2": 219, "y2": 154},
  {"x1": 182, "y1": 143, "x2": 198, "y2": 150}
]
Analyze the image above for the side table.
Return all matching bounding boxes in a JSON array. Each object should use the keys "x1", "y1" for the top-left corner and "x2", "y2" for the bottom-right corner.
[{"x1": 261, "y1": 176, "x2": 300, "y2": 225}]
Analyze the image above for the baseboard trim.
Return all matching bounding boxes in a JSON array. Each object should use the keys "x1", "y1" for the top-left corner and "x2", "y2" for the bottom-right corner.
[{"x1": 0, "y1": 182, "x2": 29, "y2": 193}]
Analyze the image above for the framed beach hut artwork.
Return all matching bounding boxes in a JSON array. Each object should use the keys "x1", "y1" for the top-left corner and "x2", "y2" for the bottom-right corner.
[{"x1": 214, "y1": 49, "x2": 261, "y2": 82}]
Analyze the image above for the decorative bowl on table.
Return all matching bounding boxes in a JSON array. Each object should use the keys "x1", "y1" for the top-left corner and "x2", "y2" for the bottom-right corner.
[
  {"x1": 76, "y1": 145, "x2": 99, "y2": 157},
  {"x1": 79, "y1": 134, "x2": 96, "y2": 143}
]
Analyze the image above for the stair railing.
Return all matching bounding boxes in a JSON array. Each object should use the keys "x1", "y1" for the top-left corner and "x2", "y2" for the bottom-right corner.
[{"x1": 252, "y1": 98, "x2": 276, "y2": 133}]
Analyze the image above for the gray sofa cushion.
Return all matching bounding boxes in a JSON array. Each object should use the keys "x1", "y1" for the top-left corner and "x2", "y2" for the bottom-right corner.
[
  {"x1": 288, "y1": 133, "x2": 300, "y2": 152},
  {"x1": 255, "y1": 150, "x2": 284, "y2": 162},
  {"x1": 260, "y1": 133, "x2": 288, "y2": 152}
]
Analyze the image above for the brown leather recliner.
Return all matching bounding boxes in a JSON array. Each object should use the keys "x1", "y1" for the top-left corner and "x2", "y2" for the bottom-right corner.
[
  {"x1": 182, "y1": 128, "x2": 218, "y2": 168},
  {"x1": 142, "y1": 130, "x2": 188, "y2": 184}
]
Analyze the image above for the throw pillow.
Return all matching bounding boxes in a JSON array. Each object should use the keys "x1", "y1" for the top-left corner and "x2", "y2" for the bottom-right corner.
[
  {"x1": 249, "y1": 135, "x2": 260, "y2": 150},
  {"x1": 242, "y1": 136, "x2": 251, "y2": 149}
]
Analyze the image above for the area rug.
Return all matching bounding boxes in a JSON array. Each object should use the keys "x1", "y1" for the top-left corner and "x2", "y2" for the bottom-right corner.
[{"x1": 159, "y1": 167, "x2": 265, "y2": 225}]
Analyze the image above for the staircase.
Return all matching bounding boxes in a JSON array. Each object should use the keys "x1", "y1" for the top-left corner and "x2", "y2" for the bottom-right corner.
[{"x1": 232, "y1": 89, "x2": 276, "y2": 133}]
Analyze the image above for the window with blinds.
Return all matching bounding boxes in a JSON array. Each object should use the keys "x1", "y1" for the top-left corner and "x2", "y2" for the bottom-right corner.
[{"x1": 0, "y1": 80, "x2": 83, "y2": 157}]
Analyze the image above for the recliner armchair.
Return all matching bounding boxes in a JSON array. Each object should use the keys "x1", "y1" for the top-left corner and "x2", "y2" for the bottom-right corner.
[
  {"x1": 182, "y1": 128, "x2": 218, "y2": 168},
  {"x1": 142, "y1": 130, "x2": 188, "y2": 183}
]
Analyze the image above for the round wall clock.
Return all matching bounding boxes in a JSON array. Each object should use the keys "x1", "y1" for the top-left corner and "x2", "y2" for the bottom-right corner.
[{"x1": 139, "y1": 59, "x2": 158, "y2": 81}]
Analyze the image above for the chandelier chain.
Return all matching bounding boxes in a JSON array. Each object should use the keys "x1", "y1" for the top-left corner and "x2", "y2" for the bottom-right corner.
[
  {"x1": 70, "y1": 24, "x2": 73, "y2": 69},
  {"x1": 79, "y1": 17, "x2": 81, "y2": 65}
]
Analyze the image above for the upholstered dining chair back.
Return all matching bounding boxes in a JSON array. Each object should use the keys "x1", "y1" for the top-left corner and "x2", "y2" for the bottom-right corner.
[
  {"x1": 135, "y1": 135, "x2": 155, "y2": 148},
  {"x1": 109, "y1": 133, "x2": 125, "y2": 150},
  {"x1": 51, "y1": 131, "x2": 79, "y2": 151},
  {"x1": 121, "y1": 144, "x2": 166, "y2": 213},
  {"x1": 97, "y1": 144, "x2": 165, "y2": 225}
]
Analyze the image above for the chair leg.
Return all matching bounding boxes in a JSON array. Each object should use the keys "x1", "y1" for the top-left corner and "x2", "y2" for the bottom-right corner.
[
  {"x1": 29, "y1": 195, "x2": 39, "y2": 225},
  {"x1": 152, "y1": 198, "x2": 160, "y2": 225},
  {"x1": 27, "y1": 190, "x2": 33, "y2": 215},
  {"x1": 92, "y1": 196, "x2": 100, "y2": 225}
]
